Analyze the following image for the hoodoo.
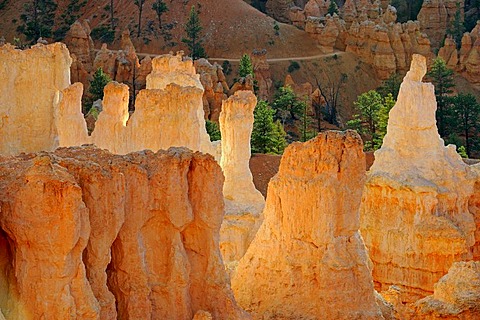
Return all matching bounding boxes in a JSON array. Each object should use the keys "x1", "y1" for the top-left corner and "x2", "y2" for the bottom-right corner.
[
  {"x1": 232, "y1": 130, "x2": 383, "y2": 319},
  {"x1": 360, "y1": 54, "x2": 477, "y2": 302}
]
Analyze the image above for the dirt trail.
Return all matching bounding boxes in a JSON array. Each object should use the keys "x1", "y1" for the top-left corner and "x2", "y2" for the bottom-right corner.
[{"x1": 135, "y1": 51, "x2": 342, "y2": 63}]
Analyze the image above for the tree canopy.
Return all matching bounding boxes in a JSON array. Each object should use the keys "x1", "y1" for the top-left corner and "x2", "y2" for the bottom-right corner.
[{"x1": 182, "y1": 6, "x2": 207, "y2": 60}]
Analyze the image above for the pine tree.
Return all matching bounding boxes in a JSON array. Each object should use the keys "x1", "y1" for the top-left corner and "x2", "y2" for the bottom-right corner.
[
  {"x1": 17, "y1": 0, "x2": 58, "y2": 42},
  {"x1": 298, "y1": 99, "x2": 315, "y2": 142},
  {"x1": 134, "y1": 0, "x2": 146, "y2": 37},
  {"x1": 252, "y1": 100, "x2": 287, "y2": 154},
  {"x1": 427, "y1": 57, "x2": 455, "y2": 137},
  {"x1": 447, "y1": 2, "x2": 465, "y2": 49},
  {"x1": 182, "y1": 6, "x2": 207, "y2": 60},
  {"x1": 152, "y1": 0, "x2": 168, "y2": 29},
  {"x1": 448, "y1": 93, "x2": 480, "y2": 157},
  {"x1": 272, "y1": 86, "x2": 303, "y2": 123},
  {"x1": 239, "y1": 54, "x2": 254, "y2": 78},
  {"x1": 327, "y1": 0, "x2": 339, "y2": 15},
  {"x1": 89, "y1": 68, "x2": 111, "y2": 102},
  {"x1": 347, "y1": 90, "x2": 394, "y2": 151},
  {"x1": 206, "y1": 120, "x2": 221, "y2": 141}
]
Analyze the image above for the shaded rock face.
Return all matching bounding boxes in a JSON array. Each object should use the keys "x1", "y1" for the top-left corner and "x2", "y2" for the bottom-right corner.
[
  {"x1": 251, "y1": 50, "x2": 273, "y2": 101},
  {"x1": 194, "y1": 59, "x2": 229, "y2": 122},
  {"x1": 232, "y1": 130, "x2": 383, "y2": 320},
  {"x1": 360, "y1": 55, "x2": 476, "y2": 302},
  {"x1": 219, "y1": 91, "x2": 265, "y2": 271},
  {"x1": 417, "y1": 0, "x2": 465, "y2": 49},
  {"x1": 0, "y1": 146, "x2": 249, "y2": 320},
  {"x1": 304, "y1": 8, "x2": 432, "y2": 79},
  {"x1": 266, "y1": 0, "x2": 295, "y2": 22},
  {"x1": 412, "y1": 261, "x2": 480, "y2": 319},
  {"x1": 439, "y1": 21, "x2": 480, "y2": 85}
]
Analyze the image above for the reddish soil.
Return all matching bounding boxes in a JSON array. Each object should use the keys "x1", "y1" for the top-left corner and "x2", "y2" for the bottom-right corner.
[{"x1": 249, "y1": 153, "x2": 281, "y2": 197}]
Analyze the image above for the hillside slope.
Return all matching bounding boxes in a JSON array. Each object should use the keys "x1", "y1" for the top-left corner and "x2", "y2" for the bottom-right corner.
[{"x1": 0, "y1": 0, "x2": 320, "y2": 58}]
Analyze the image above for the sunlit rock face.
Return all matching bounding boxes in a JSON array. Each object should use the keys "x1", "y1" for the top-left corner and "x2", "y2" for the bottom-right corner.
[
  {"x1": 360, "y1": 54, "x2": 477, "y2": 302},
  {"x1": 0, "y1": 146, "x2": 249, "y2": 320},
  {"x1": 232, "y1": 130, "x2": 383, "y2": 320},
  {"x1": 219, "y1": 91, "x2": 265, "y2": 272}
]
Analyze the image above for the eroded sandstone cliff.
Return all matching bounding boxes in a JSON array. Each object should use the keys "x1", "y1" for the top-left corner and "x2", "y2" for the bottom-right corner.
[
  {"x1": 0, "y1": 146, "x2": 248, "y2": 320},
  {"x1": 232, "y1": 130, "x2": 383, "y2": 319}
]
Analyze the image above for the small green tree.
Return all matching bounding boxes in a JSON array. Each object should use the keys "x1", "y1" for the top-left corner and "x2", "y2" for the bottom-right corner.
[
  {"x1": 327, "y1": 0, "x2": 339, "y2": 15},
  {"x1": 18, "y1": 0, "x2": 58, "y2": 42},
  {"x1": 377, "y1": 72, "x2": 401, "y2": 99},
  {"x1": 182, "y1": 6, "x2": 207, "y2": 60},
  {"x1": 347, "y1": 90, "x2": 394, "y2": 151},
  {"x1": 239, "y1": 54, "x2": 254, "y2": 78},
  {"x1": 298, "y1": 99, "x2": 315, "y2": 142},
  {"x1": 152, "y1": 0, "x2": 168, "y2": 29},
  {"x1": 427, "y1": 57, "x2": 455, "y2": 138},
  {"x1": 89, "y1": 68, "x2": 111, "y2": 102},
  {"x1": 272, "y1": 86, "x2": 304, "y2": 123},
  {"x1": 206, "y1": 120, "x2": 221, "y2": 141},
  {"x1": 252, "y1": 100, "x2": 287, "y2": 154},
  {"x1": 447, "y1": 93, "x2": 480, "y2": 157}
]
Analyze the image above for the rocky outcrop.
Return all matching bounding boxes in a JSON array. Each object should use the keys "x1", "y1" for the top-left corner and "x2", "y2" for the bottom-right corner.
[
  {"x1": 360, "y1": 55, "x2": 476, "y2": 302},
  {"x1": 412, "y1": 261, "x2": 480, "y2": 319},
  {"x1": 0, "y1": 43, "x2": 81, "y2": 156},
  {"x1": 232, "y1": 130, "x2": 383, "y2": 319},
  {"x1": 194, "y1": 58, "x2": 229, "y2": 122},
  {"x1": 219, "y1": 91, "x2": 265, "y2": 271},
  {"x1": 0, "y1": 146, "x2": 249, "y2": 320},
  {"x1": 418, "y1": 0, "x2": 465, "y2": 49},
  {"x1": 251, "y1": 49, "x2": 273, "y2": 100},
  {"x1": 64, "y1": 20, "x2": 95, "y2": 74},
  {"x1": 305, "y1": 15, "x2": 347, "y2": 53},
  {"x1": 471, "y1": 164, "x2": 480, "y2": 261},
  {"x1": 266, "y1": 0, "x2": 295, "y2": 22}
]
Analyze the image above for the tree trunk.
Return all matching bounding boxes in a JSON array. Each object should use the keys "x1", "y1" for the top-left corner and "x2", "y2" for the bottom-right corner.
[
  {"x1": 137, "y1": 4, "x2": 143, "y2": 37},
  {"x1": 110, "y1": 0, "x2": 114, "y2": 30}
]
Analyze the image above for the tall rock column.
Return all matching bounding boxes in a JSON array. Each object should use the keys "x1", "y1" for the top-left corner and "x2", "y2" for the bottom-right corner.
[
  {"x1": 232, "y1": 131, "x2": 383, "y2": 320},
  {"x1": 219, "y1": 91, "x2": 265, "y2": 270},
  {"x1": 360, "y1": 54, "x2": 476, "y2": 302}
]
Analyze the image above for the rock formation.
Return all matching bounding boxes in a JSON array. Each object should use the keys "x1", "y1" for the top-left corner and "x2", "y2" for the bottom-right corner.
[
  {"x1": 219, "y1": 91, "x2": 265, "y2": 271},
  {"x1": 0, "y1": 146, "x2": 249, "y2": 320},
  {"x1": 266, "y1": 0, "x2": 295, "y2": 22},
  {"x1": 0, "y1": 43, "x2": 78, "y2": 156},
  {"x1": 417, "y1": 0, "x2": 465, "y2": 49},
  {"x1": 64, "y1": 20, "x2": 95, "y2": 74},
  {"x1": 303, "y1": 6, "x2": 432, "y2": 78},
  {"x1": 251, "y1": 49, "x2": 273, "y2": 100},
  {"x1": 471, "y1": 164, "x2": 480, "y2": 261},
  {"x1": 232, "y1": 130, "x2": 383, "y2": 319},
  {"x1": 412, "y1": 261, "x2": 480, "y2": 319},
  {"x1": 194, "y1": 58, "x2": 229, "y2": 122},
  {"x1": 360, "y1": 54, "x2": 477, "y2": 302}
]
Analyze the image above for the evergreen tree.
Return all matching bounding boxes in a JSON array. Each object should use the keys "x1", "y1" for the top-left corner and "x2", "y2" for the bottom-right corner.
[
  {"x1": 182, "y1": 6, "x2": 207, "y2": 60},
  {"x1": 272, "y1": 86, "x2": 303, "y2": 123},
  {"x1": 239, "y1": 54, "x2": 254, "y2": 78},
  {"x1": 17, "y1": 0, "x2": 58, "y2": 42},
  {"x1": 347, "y1": 90, "x2": 394, "y2": 151},
  {"x1": 205, "y1": 120, "x2": 221, "y2": 141},
  {"x1": 89, "y1": 68, "x2": 111, "y2": 102},
  {"x1": 298, "y1": 99, "x2": 315, "y2": 142},
  {"x1": 447, "y1": 2, "x2": 465, "y2": 49},
  {"x1": 427, "y1": 57, "x2": 455, "y2": 137},
  {"x1": 447, "y1": 93, "x2": 480, "y2": 157},
  {"x1": 252, "y1": 100, "x2": 287, "y2": 154},
  {"x1": 327, "y1": 0, "x2": 339, "y2": 15},
  {"x1": 152, "y1": 0, "x2": 168, "y2": 29},
  {"x1": 377, "y1": 72, "x2": 401, "y2": 99},
  {"x1": 134, "y1": 0, "x2": 146, "y2": 37}
]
